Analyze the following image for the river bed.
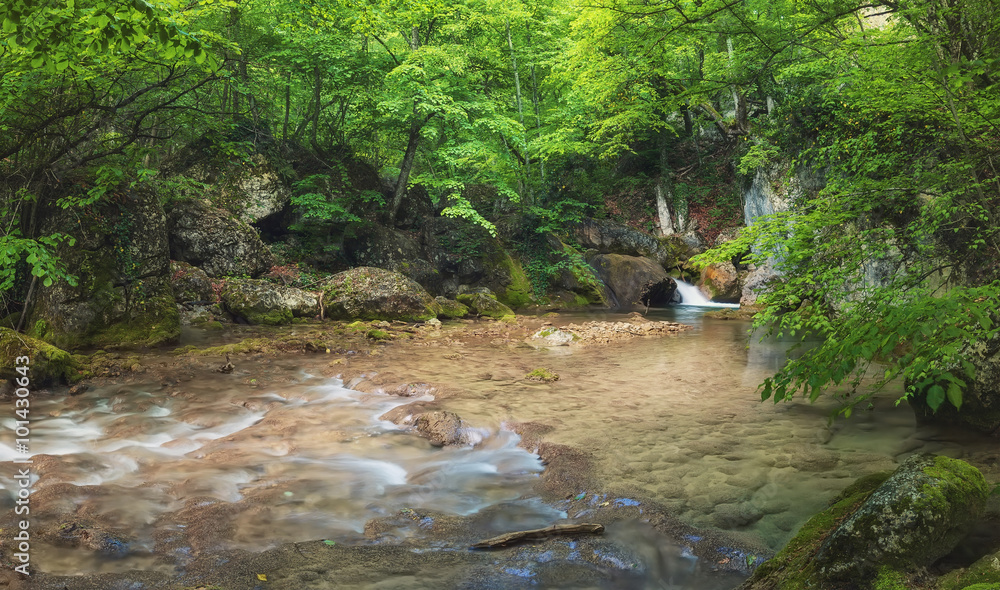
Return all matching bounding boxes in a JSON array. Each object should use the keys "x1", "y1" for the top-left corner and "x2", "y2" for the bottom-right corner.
[{"x1": 4, "y1": 309, "x2": 999, "y2": 589}]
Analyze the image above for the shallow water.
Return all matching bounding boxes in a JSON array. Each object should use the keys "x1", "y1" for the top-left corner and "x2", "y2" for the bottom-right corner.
[{"x1": 6, "y1": 309, "x2": 999, "y2": 587}]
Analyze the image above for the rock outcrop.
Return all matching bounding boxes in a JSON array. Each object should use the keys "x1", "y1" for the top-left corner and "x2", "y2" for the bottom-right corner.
[
  {"x1": 28, "y1": 188, "x2": 179, "y2": 349},
  {"x1": 170, "y1": 261, "x2": 215, "y2": 302},
  {"x1": 740, "y1": 262, "x2": 779, "y2": 307},
  {"x1": 323, "y1": 267, "x2": 441, "y2": 322},
  {"x1": 221, "y1": 279, "x2": 320, "y2": 325},
  {"x1": 740, "y1": 454, "x2": 989, "y2": 589},
  {"x1": 167, "y1": 199, "x2": 274, "y2": 278}
]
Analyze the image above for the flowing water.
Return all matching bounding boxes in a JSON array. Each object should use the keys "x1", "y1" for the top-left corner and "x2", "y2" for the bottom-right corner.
[
  {"x1": 674, "y1": 280, "x2": 740, "y2": 309},
  {"x1": 5, "y1": 310, "x2": 999, "y2": 588}
]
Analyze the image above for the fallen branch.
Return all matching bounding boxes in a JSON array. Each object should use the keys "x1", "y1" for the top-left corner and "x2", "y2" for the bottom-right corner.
[{"x1": 471, "y1": 523, "x2": 605, "y2": 549}]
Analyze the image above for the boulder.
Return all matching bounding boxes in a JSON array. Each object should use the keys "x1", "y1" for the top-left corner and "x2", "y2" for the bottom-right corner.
[
  {"x1": 216, "y1": 154, "x2": 290, "y2": 224},
  {"x1": 587, "y1": 253, "x2": 669, "y2": 309},
  {"x1": 572, "y1": 219, "x2": 685, "y2": 269},
  {"x1": 28, "y1": 188, "x2": 179, "y2": 349},
  {"x1": 741, "y1": 262, "x2": 780, "y2": 307},
  {"x1": 0, "y1": 328, "x2": 82, "y2": 385},
  {"x1": 910, "y1": 334, "x2": 1000, "y2": 436},
  {"x1": 166, "y1": 199, "x2": 274, "y2": 278},
  {"x1": 414, "y1": 411, "x2": 468, "y2": 447},
  {"x1": 456, "y1": 290, "x2": 514, "y2": 319},
  {"x1": 422, "y1": 217, "x2": 532, "y2": 308},
  {"x1": 698, "y1": 261, "x2": 741, "y2": 303},
  {"x1": 170, "y1": 261, "x2": 215, "y2": 303},
  {"x1": 434, "y1": 297, "x2": 469, "y2": 319},
  {"x1": 323, "y1": 267, "x2": 440, "y2": 322},
  {"x1": 221, "y1": 279, "x2": 320, "y2": 325},
  {"x1": 740, "y1": 455, "x2": 989, "y2": 589}
]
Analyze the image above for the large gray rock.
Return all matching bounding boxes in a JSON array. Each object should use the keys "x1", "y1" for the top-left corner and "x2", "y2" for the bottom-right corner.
[
  {"x1": 167, "y1": 199, "x2": 274, "y2": 278},
  {"x1": 221, "y1": 279, "x2": 319, "y2": 325},
  {"x1": 322, "y1": 267, "x2": 440, "y2": 322},
  {"x1": 740, "y1": 262, "x2": 780, "y2": 307},
  {"x1": 587, "y1": 253, "x2": 670, "y2": 309},
  {"x1": 456, "y1": 290, "x2": 514, "y2": 319},
  {"x1": 218, "y1": 155, "x2": 290, "y2": 224},
  {"x1": 28, "y1": 188, "x2": 179, "y2": 349},
  {"x1": 572, "y1": 219, "x2": 688, "y2": 269}
]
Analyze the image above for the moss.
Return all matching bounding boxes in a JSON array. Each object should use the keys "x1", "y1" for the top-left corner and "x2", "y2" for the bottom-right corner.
[
  {"x1": 497, "y1": 253, "x2": 534, "y2": 309},
  {"x1": 526, "y1": 368, "x2": 559, "y2": 383},
  {"x1": 921, "y1": 456, "x2": 991, "y2": 513},
  {"x1": 245, "y1": 307, "x2": 293, "y2": 326},
  {"x1": 202, "y1": 321, "x2": 225, "y2": 331},
  {"x1": 0, "y1": 327, "x2": 85, "y2": 385},
  {"x1": 742, "y1": 473, "x2": 886, "y2": 590},
  {"x1": 959, "y1": 584, "x2": 1000, "y2": 590},
  {"x1": 434, "y1": 297, "x2": 469, "y2": 319},
  {"x1": 365, "y1": 329, "x2": 391, "y2": 341},
  {"x1": 90, "y1": 294, "x2": 182, "y2": 348},
  {"x1": 499, "y1": 314, "x2": 517, "y2": 324},
  {"x1": 456, "y1": 292, "x2": 513, "y2": 319},
  {"x1": 872, "y1": 567, "x2": 908, "y2": 590},
  {"x1": 938, "y1": 550, "x2": 1000, "y2": 590},
  {"x1": 173, "y1": 338, "x2": 274, "y2": 356},
  {"x1": 830, "y1": 471, "x2": 893, "y2": 505}
]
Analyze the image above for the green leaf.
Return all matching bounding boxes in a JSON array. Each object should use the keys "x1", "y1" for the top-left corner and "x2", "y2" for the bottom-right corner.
[
  {"x1": 926, "y1": 385, "x2": 946, "y2": 412},
  {"x1": 946, "y1": 383, "x2": 962, "y2": 410}
]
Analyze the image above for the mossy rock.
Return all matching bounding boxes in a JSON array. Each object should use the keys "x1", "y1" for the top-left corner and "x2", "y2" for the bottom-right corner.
[
  {"x1": 744, "y1": 456, "x2": 989, "y2": 589},
  {"x1": 455, "y1": 291, "x2": 513, "y2": 319},
  {"x1": 939, "y1": 549, "x2": 1000, "y2": 590},
  {"x1": 496, "y1": 252, "x2": 534, "y2": 309},
  {"x1": 323, "y1": 267, "x2": 440, "y2": 322},
  {"x1": 526, "y1": 368, "x2": 559, "y2": 382},
  {"x1": 434, "y1": 296, "x2": 469, "y2": 319},
  {"x1": 220, "y1": 279, "x2": 318, "y2": 326},
  {"x1": 0, "y1": 328, "x2": 84, "y2": 385}
]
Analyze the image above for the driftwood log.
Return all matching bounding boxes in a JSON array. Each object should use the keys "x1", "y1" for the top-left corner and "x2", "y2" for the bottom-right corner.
[{"x1": 471, "y1": 523, "x2": 605, "y2": 549}]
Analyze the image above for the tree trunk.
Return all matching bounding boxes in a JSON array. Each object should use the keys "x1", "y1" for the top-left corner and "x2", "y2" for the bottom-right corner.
[
  {"x1": 282, "y1": 70, "x2": 291, "y2": 143},
  {"x1": 390, "y1": 112, "x2": 424, "y2": 223},
  {"x1": 656, "y1": 131, "x2": 677, "y2": 235}
]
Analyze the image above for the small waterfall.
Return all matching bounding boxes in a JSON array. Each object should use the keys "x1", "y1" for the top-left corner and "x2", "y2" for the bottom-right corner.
[{"x1": 674, "y1": 280, "x2": 740, "y2": 308}]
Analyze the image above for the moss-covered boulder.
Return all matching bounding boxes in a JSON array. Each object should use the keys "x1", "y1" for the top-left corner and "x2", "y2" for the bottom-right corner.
[
  {"x1": 698, "y1": 261, "x2": 741, "y2": 303},
  {"x1": 740, "y1": 455, "x2": 989, "y2": 590},
  {"x1": 170, "y1": 261, "x2": 215, "y2": 302},
  {"x1": 220, "y1": 279, "x2": 319, "y2": 325},
  {"x1": 587, "y1": 253, "x2": 670, "y2": 309},
  {"x1": 572, "y1": 218, "x2": 681, "y2": 268},
  {"x1": 0, "y1": 328, "x2": 83, "y2": 385},
  {"x1": 434, "y1": 297, "x2": 469, "y2": 319},
  {"x1": 456, "y1": 291, "x2": 514, "y2": 319},
  {"x1": 323, "y1": 267, "x2": 441, "y2": 322},
  {"x1": 166, "y1": 198, "x2": 274, "y2": 278},
  {"x1": 28, "y1": 187, "x2": 180, "y2": 349}
]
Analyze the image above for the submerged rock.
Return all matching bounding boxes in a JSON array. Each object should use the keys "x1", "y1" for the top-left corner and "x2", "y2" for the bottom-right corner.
[
  {"x1": 740, "y1": 454, "x2": 989, "y2": 589},
  {"x1": 167, "y1": 198, "x2": 274, "y2": 278},
  {"x1": 220, "y1": 279, "x2": 319, "y2": 325},
  {"x1": 323, "y1": 267, "x2": 440, "y2": 322}
]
